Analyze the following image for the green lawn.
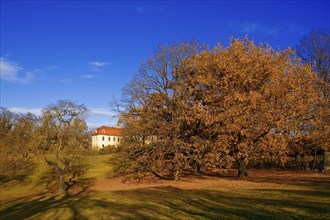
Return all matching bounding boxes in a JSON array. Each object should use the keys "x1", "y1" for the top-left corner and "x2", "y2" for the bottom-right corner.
[{"x1": 0, "y1": 155, "x2": 329, "y2": 220}]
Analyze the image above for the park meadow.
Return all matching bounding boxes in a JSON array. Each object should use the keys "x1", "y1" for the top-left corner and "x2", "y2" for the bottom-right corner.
[
  {"x1": 1, "y1": 155, "x2": 330, "y2": 220},
  {"x1": 1, "y1": 34, "x2": 330, "y2": 219}
]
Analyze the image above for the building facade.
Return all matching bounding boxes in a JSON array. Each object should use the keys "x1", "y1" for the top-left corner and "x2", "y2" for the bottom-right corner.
[{"x1": 92, "y1": 126, "x2": 123, "y2": 148}]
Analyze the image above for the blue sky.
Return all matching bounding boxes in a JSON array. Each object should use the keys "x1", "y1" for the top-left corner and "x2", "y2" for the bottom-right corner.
[{"x1": 1, "y1": 1, "x2": 329, "y2": 129}]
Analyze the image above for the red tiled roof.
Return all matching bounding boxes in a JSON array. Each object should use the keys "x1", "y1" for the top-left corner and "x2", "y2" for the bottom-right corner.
[{"x1": 92, "y1": 126, "x2": 124, "y2": 136}]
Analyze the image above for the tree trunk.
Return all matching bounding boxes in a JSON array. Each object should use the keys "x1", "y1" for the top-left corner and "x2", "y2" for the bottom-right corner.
[
  {"x1": 174, "y1": 170, "x2": 180, "y2": 181},
  {"x1": 59, "y1": 175, "x2": 66, "y2": 192},
  {"x1": 312, "y1": 149, "x2": 317, "y2": 171},
  {"x1": 237, "y1": 160, "x2": 248, "y2": 178},
  {"x1": 195, "y1": 162, "x2": 202, "y2": 175},
  {"x1": 151, "y1": 170, "x2": 174, "y2": 180}
]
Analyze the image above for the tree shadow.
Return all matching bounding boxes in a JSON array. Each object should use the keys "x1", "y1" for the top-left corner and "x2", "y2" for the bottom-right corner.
[
  {"x1": 241, "y1": 169, "x2": 330, "y2": 190},
  {"x1": 1, "y1": 184, "x2": 329, "y2": 219}
]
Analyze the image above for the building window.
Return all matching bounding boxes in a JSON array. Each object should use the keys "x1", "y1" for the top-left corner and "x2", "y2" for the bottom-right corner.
[
  {"x1": 102, "y1": 144, "x2": 104, "y2": 147},
  {"x1": 109, "y1": 137, "x2": 110, "y2": 141},
  {"x1": 113, "y1": 137, "x2": 115, "y2": 142},
  {"x1": 102, "y1": 130, "x2": 105, "y2": 134},
  {"x1": 102, "y1": 137, "x2": 104, "y2": 141}
]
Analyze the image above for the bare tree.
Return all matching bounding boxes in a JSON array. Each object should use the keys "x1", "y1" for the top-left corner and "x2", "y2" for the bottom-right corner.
[
  {"x1": 296, "y1": 29, "x2": 330, "y2": 151},
  {"x1": 38, "y1": 100, "x2": 90, "y2": 192},
  {"x1": 0, "y1": 107, "x2": 16, "y2": 139},
  {"x1": 296, "y1": 29, "x2": 330, "y2": 88},
  {"x1": 115, "y1": 41, "x2": 205, "y2": 181}
]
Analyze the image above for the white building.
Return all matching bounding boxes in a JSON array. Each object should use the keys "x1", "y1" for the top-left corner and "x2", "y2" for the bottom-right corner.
[{"x1": 92, "y1": 126, "x2": 123, "y2": 148}]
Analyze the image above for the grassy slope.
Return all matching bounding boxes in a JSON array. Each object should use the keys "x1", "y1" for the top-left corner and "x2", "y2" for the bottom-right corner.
[
  {"x1": 0, "y1": 155, "x2": 330, "y2": 220},
  {"x1": 0, "y1": 155, "x2": 112, "y2": 198}
]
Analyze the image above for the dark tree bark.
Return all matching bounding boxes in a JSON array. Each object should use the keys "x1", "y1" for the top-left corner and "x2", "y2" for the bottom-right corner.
[
  {"x1": 237, "y1": 160, "x2": 248, "y2": 178},
  {"x1": 59, "y1": 175, "x2": 66, "y2": 191}
]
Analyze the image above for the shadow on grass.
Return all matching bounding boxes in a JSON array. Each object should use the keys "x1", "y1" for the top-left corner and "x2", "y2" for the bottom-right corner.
[
  {"x1": 243, "y1": 170, "x2": 330, "y2": 190},
  {"x1": 1, "y1": 185, "x2": 330, "y2": 220}
]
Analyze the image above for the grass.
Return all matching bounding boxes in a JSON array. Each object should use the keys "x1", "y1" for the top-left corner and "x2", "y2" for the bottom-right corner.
[
  {"x1": 1, "y1": 186, "x2": 329, "y2": 219},
  {"x1": 0, "y1": 155, "x2": 330, "y2": 220},
  {"x1": 84, "y1": 155, "x2": 113, "y2": 180}
]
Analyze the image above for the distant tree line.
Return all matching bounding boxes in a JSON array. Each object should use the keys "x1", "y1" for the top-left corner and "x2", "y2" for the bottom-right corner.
[
  {"x1": 113, "y1": 32, "x2": 330, "y2": 181},
  {"x1": 0, "y1": 108, "x2": 38, "y2": 183}
]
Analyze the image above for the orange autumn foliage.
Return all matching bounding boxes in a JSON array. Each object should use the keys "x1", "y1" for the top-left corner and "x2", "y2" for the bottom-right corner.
[{"x1": 114, "y1": 38, "x2": 328, "y2": 180}]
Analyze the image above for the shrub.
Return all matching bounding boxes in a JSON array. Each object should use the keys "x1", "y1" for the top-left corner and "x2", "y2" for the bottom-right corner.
[{"x1": 98, "y1": 145, "x2": 121, "y2": 155}]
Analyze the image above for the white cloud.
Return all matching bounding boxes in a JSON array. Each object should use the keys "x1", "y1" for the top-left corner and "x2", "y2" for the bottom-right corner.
[
  {"x1": 0, "y1": 58, "x2": 21, "y2": 81},
  {"x1": 0, "y1": 58, "x2": 33, "y2": 83},
  {"x1": 228, "y1": 21, "x2": 304, "y2": 37},
  {"x1": 90, "y1": 108, "x2": 116, "y2": 117},
  {"x1": 86, "y1": 122, "x2": 117, "y2": 129},
  {"x1": 88, "y1": 61, "x2": 110, "y2": 67},
  {"x1": 87, "y1": 108, "x2": 119, "y2": 129},
  {"x1": 59, "y1": 78, "x2": 71, "y2": 84},
  {"x1": 8, "y1": 107, "x2": 42, "y2": 116},
  {"x1": 135, "y1": 6, "x2": 155, "y2": 14},
  {"x1": 7, "y1": 106, "x2": 119, "y2": 129},
  {"x1": 134, "y1": 5, "x2": 164, "y2": 14},
  {"x1": 8, "y1": 107, "x2": 116, "y2": 117},
  {"x1": 135, "y1": 6, "x2": 145, "y2": 14},
  {"x1": 227, "y1": 21, "x2": 280, "y2": 37},
  {"x1": 81, "y1": 74, "x2": 97, "y2": 79},
  {"x1": 86, "y1": 122, "x2": 104, "y2": 129},
  {"x1": 0, "y1": 58, "x2": 56, "y2": 84}
]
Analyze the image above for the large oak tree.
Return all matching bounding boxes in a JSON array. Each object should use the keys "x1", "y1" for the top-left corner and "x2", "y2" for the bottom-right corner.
[
  {"x1": 116, "y1": 38, "x2": 325, "y2": 179},
  {"x1": 184, "y1": 38, "x2": 324, "y2": 177}
]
